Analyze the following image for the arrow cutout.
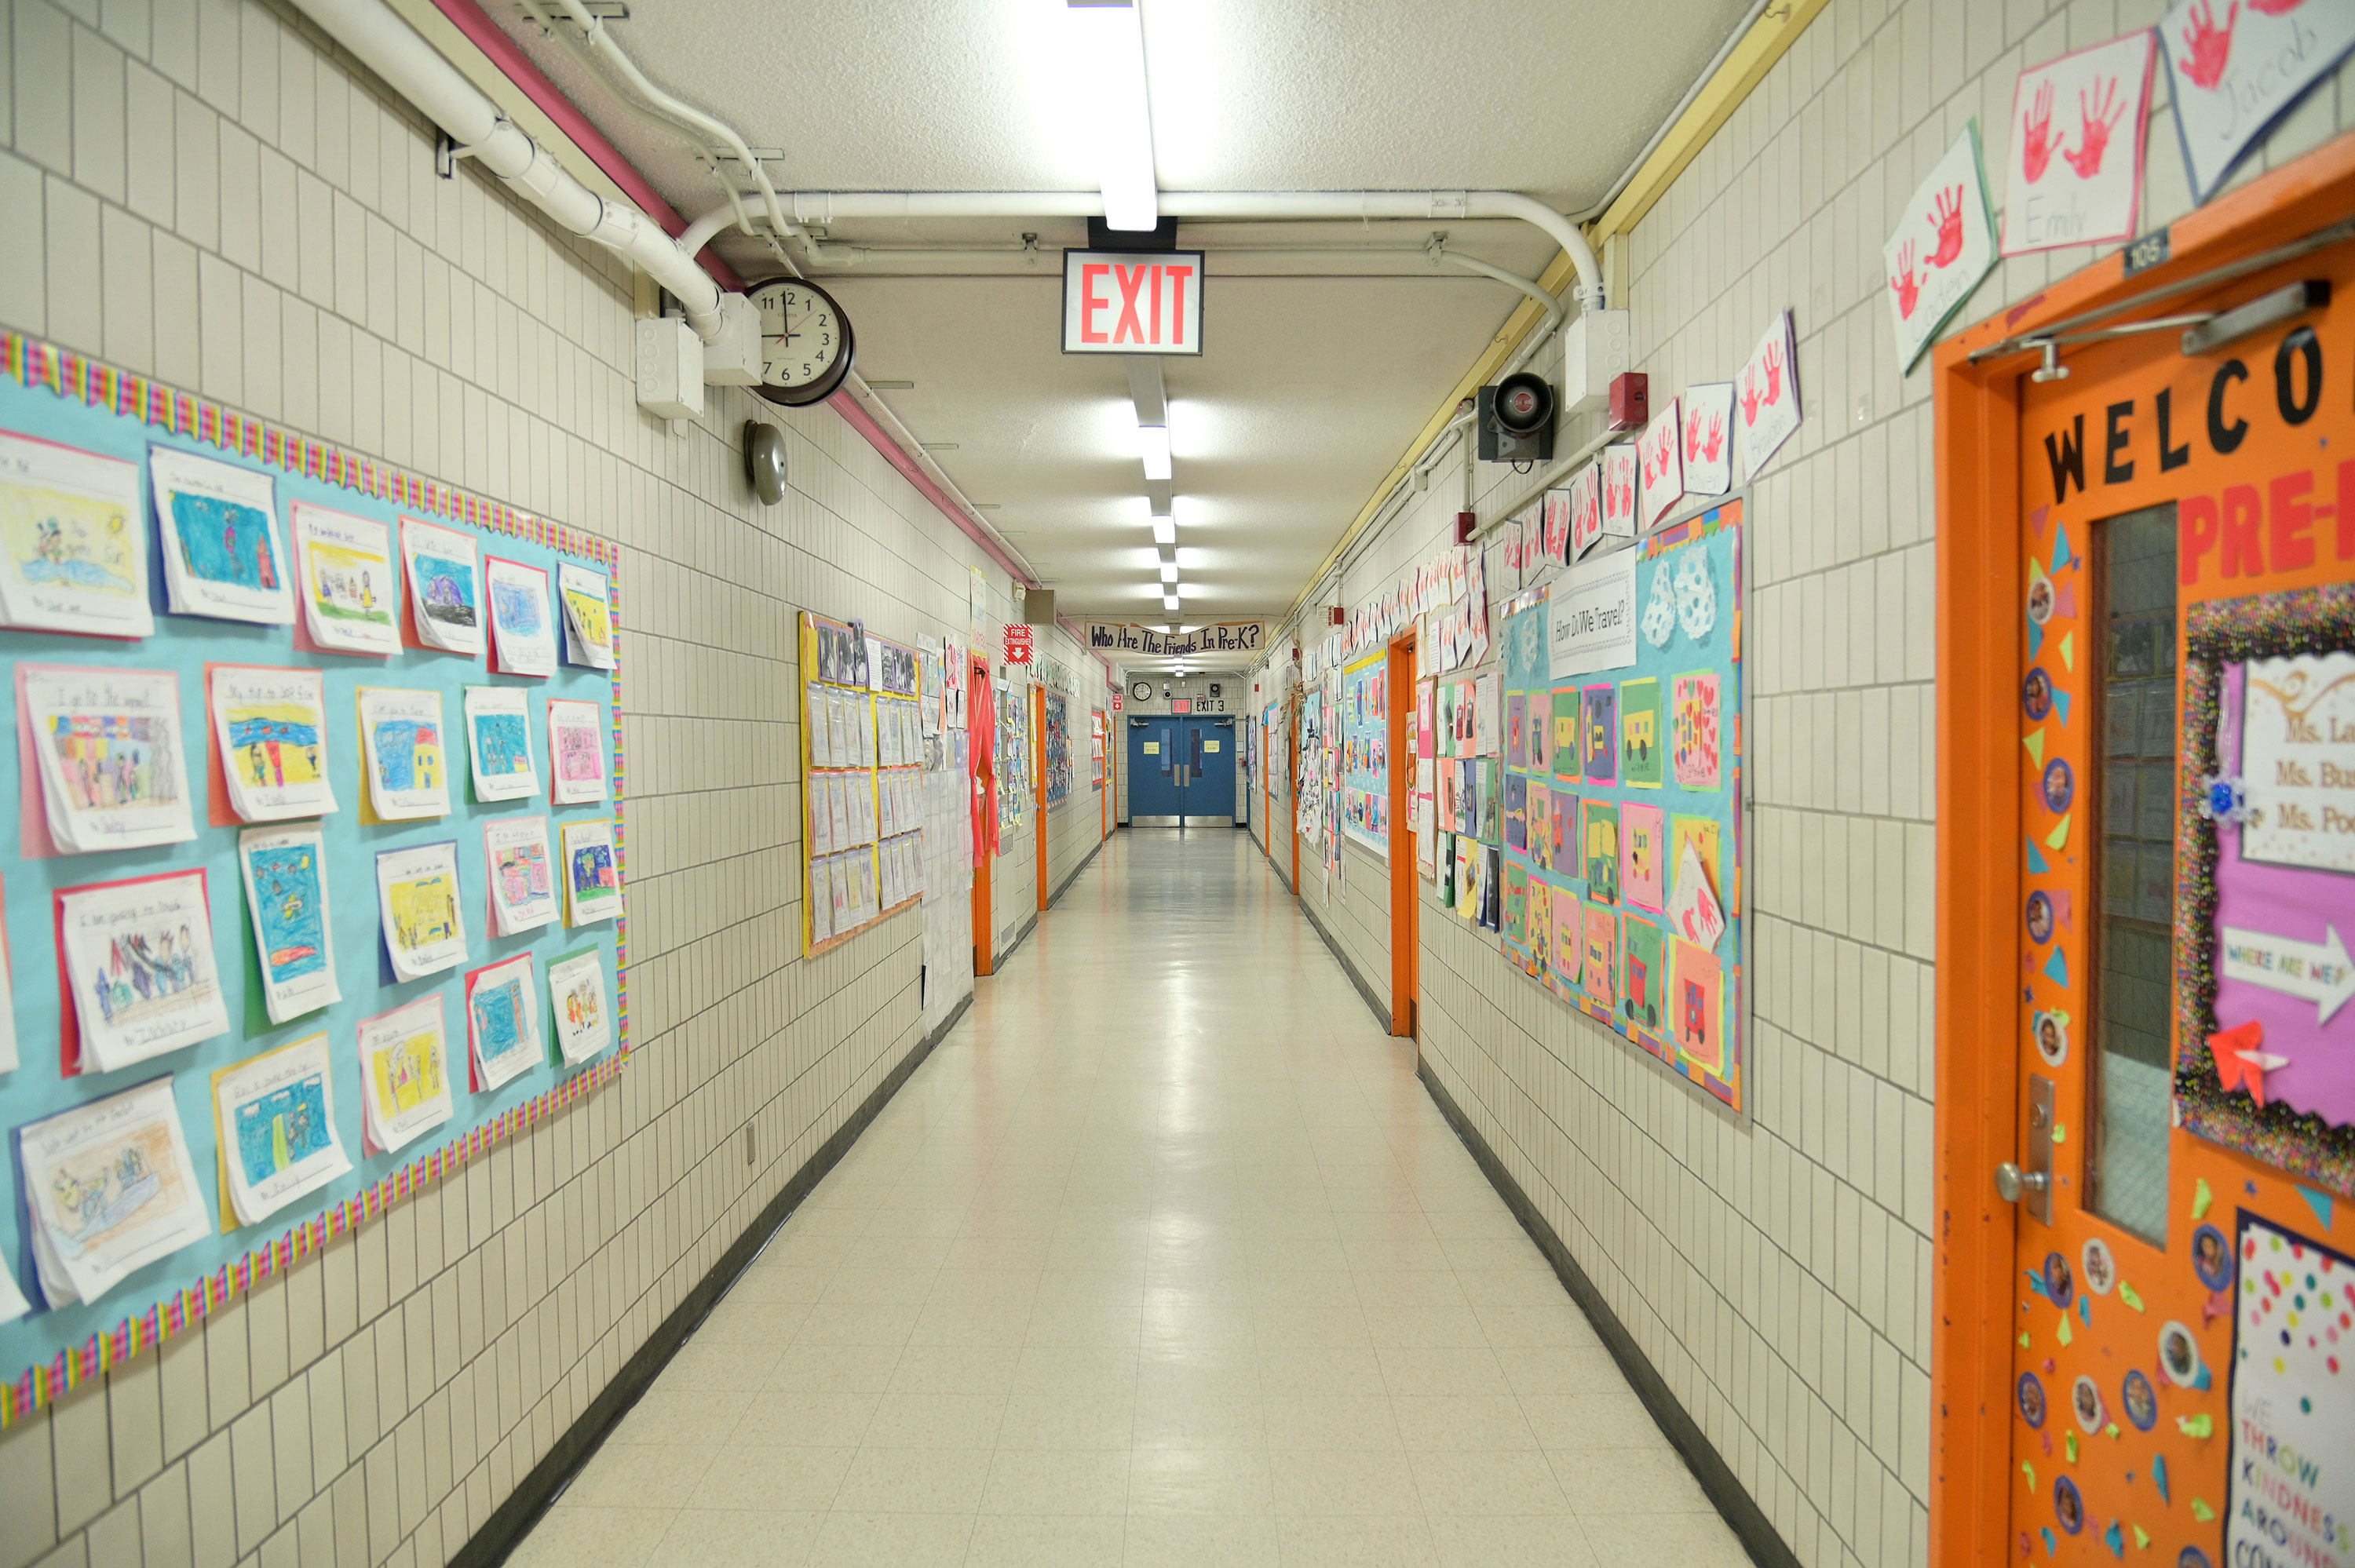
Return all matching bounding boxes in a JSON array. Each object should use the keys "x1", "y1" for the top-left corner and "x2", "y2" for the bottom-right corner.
[{"x1": 2220, "y1": 924, "x2": 2355, "y2": 1023}]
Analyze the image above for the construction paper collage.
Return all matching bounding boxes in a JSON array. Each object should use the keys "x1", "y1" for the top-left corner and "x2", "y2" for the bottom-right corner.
[
  {"x1": 0, "y1": 335, "x2": 623, "y2": 1422},
  {"x1": 1457, "y1": 501, "x2": 1745, "y2": 1113},
  {"x1": 1342, "y1": 651, "x2": 1388, "y2": 854}
]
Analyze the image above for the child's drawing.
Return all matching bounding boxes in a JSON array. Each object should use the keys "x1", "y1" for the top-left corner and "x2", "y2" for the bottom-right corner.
[
  {"x1": 45, "y1": 713, "x2": 179, "y2": 811},
  {"x1": 1619, "y1": 677, "x2": 1663, "y2": 788},
  {"x1": 371, "y1": 719, "x2": 443, "y2": 792},
  {"x1": 376, "y1": 842, "x2": 468, "y2": 980},
  {"x1": 1582, "y1": 685, "x2": 1618, "y2": 784},
  {"x1": 0, "y1": 432, "x2": 151, "y2": 635},
  {"x1": 388, "y1": 873, "x2": 458, "y2": 952},
  {"x1": 1672, "y1": 673, "x2": 1722, "y2": 790},
  {"x1": 22, "y1": 1078, "x2": 212, "y2": 1304},
  {"x1": 1583, "y1": 800, "x2": 1620, "y2": 905},
  {"x1": 1621, "y1": 803, "x2": 1666, "y2": 912},
  {"x1": 247, "y1": 841, "x2": 327, "y2": 985},
  {"x1": 232, "y1": 1070, "x2": 332, "y2": 1187},
  {"x1": 294, "y1": 504, "x2": 400, "y2": 654},
  {"x1": 227, "y1": 705, "x2": 323, "y2": 792},
  {"x1": 25, "y1": 667, "x2": 195, "y2": 852},
  {"x1": 414, "y1": 554, "x2": 477, "y2": 629},
  {"x1": 170, "y1": 492, "x2": 279, "y2": 593},
  {"x1": 1621, "y1": 914, "x2": 1665, "y2": 1034}
]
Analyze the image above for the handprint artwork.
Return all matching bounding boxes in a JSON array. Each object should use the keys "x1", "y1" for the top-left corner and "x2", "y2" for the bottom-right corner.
[
  {"x1": 2159, "y1": 0, "x2": 2355, "y2": 202},
  {"x1": 1636, "y1": 403, "x2": 1684, "y2": 533},
  {"x1": 2002, "y1": 35, "x2": 2154, "y2": 256},
  {"x1": 1927, "y1": 186, "x2": 1966, "y2": 269},
  {"x1": 1736, "y1": 314, "x2": 1801, "y2": 483},
  {"x1": 1890, "y1": 242, "x2": 1922, "y2": 319},
  {"x1": 1886, "y1": 126, "x2": 1995, "y2": 371},
  {"x1": 1680, "y1": 383, "x2": 1734, "y2": 498}
]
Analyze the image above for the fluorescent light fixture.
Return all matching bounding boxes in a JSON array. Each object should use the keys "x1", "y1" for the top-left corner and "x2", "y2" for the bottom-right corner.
[
  {"x1": 1162, "y1": 593, "x2": 1180, "y2": 612},
  {"x1": 1159, "y1": 562, "x2": 1178, "y2": 582},
  {"x1": 1152, "y1": 519, "x2": 1176, "y2": 545},
  {"x1": 1137, "y1": 425, "x2": 1171, "y2": 481},
  {"x1": 1066, "y1": 1, "x2": 1157, "y2": 230},
  {"x1": 1156, "y1": 543, "x2": 1176, "y2": 567}
]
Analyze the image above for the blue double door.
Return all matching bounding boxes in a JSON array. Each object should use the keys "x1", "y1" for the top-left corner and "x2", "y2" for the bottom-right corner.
[{"x1": 1128, "y1": 717, "x2": 1237, "y2": 826}]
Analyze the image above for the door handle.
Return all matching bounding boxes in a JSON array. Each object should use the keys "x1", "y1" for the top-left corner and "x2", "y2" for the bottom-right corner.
[
  {"x1": 1994, "y1": 1163, "x2": 2050, "y2": 1203},
  {"x1": 2002, "y1": 1074, "x2": 2057, "y2": 1223}
]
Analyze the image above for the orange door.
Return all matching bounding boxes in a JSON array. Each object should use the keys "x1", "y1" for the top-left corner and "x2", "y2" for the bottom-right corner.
[
  {"x1": 2001, "y1": 234, "x2": 2355, "y2": 1565},
  {"x1": 1389, "y1": 635, "x2": 1418, "y2": 1037},
  {"x1": 970, "y1": 655, "x2": 994, "y2": 975}
]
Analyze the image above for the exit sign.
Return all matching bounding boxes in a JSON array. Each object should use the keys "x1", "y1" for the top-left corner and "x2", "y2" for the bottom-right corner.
[
  {"x1": 1002, "y1": 625, "x2": 1034, "y2": 664},
  {"x1": 1063, "y1": 250, "x2": 1206, "y2": 356},
  {"x1": 1171, "y1": 698, "x2": 1192, "y2": 713}
]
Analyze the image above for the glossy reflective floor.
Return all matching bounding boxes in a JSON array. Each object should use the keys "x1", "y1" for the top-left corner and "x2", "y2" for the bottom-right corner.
[{"x1": 511, "y1": 830, "x2": 1746, "y2": 1566}]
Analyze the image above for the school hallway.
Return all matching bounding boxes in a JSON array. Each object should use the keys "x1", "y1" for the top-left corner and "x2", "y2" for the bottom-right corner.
[{"x1": 509, "y1": 827, "x2": 1740, "y2": 1568}]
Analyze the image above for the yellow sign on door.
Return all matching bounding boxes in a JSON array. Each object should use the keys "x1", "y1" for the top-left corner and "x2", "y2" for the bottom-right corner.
[
  {"x1": 1142, "y1": 742, "x2": 1159, "y2": 754},
  {"x1": 1204, "y1": 740, "x2": 1221, "y2": 753}
]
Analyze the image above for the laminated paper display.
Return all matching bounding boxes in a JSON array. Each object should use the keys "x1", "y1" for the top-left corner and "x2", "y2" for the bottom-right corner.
[
  {"x1": 291, "y1": 502, "x2": 400, "y2": 655},
  {"x1": 237, "y1": 824, "x2": 340, "y2": 1024},
  {"x1": 211, "y1": 1033, "x2": 352, "y2": 1227},
  {"x1": 355, "y1": 993, "x2": 452, "y2": 1154},
  {"x1": 23, "y1": 665, "x2": 196, "y2": 853},
  {"x1": 148, "y1": 447, "x2": 294, "y2": 624},
  {"x1": 210, "y1": 665, "x2": 336, "y2": 822},
  {"x1": 400, "y1": 517, "x2": 484, "y2": 656},
  {"x1": 20, "y1": 1076, "x2": 213, "y2": 1305},
  {"x1": 59, "y1": 870, "x2": 232, "y2": 1073},
  {"x1": 0, "y1": 429, "x2": 154, "y2": 637}
]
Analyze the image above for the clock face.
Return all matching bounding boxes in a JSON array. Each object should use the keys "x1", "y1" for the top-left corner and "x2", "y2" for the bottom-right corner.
[
  {"x1": 749, "y1": 279, "x2": 855, "y2": 407},
  {"x1": 1130, "y1": 680, "x2": 1154, "y2": 702}
]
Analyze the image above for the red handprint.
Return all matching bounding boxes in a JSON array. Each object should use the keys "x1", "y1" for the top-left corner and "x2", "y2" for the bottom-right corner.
[
  {"x1": 2062, "y1": 76, "x2": 2125, "y2": 177},
  {"x1": 2249, "y1": 0, "x2": 2305, "y2": 11},
  {"x1": 1891, "y1": 242, "x2": 1922, "y2": 320},
  {"x1": 1762, "y1": 337, "x2": 1784, "y2": 407},
  {"x1": 2021, "y1": 80, "x2": 2061, "y2": 183},
  {"x1": 2179, "y1": 0, "x2": 2239, "y2": 91},
  {"x1": 1700, "y1": 410, "x2": 1725, "y2": 465},
  {"x1": 1739, "y1": 368, "x2": 1761, "y2": 427},
  {"x1": 1928, "y1": 186, "x2": 1966, "y2": 268},
  {"x1": 1685, "y1": 404, "x2": 1706, "y2": 461}
]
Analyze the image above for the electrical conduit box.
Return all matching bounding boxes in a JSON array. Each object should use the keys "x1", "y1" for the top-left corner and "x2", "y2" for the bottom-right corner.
[
  {"x1": 1559, "y1": 308, "x2": 1631, "y2": 415},
  {"x1": 702, "y1": 294, "x2": 765, "y2": 387},
  {"x1": 635, "y1": 317, "x2": 705, "y2": 420}
]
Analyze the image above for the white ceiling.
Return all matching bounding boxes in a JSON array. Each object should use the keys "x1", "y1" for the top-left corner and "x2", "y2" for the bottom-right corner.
[{"x1": 484, "y1": 0, "x2": 1753, "y2": 649}]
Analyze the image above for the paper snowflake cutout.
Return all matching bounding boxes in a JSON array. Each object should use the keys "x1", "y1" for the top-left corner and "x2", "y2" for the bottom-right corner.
[
  {"x1": 1676, "y1": 552, "x2": 1715, "y2": 641},
  {"x1": 1641, "y1": 562, "x2": 1677, "y2": 648}
]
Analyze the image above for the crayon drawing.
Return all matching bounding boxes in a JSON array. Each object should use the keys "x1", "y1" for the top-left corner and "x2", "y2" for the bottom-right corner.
[
  {"x1": 226, "y1": 703, "x2": 323, "y2": 791},
  {"x1": 44, "y1": 1123, "x2": 178, "y2": 1256},
  {"x1": 305, "y1": 542, "x2": 392, "y2": 626},
  {"x1": 232, "y1": 1072, "x2": 333, "y2": 1187},
  {"x1": 472, "y1": 976, "x2": 526, "y2": 1059},
  {"x1": 246, "y1": 842, "x2": 327, "y2": 985},
  {"x1": 44, "y1": 713, "x2": 180, "y2": 811},
  {"x1": 412, "y1": 552, "x2": 477, "y2": 630},
  {"x1": 83, "y1": 917, "x2": 212, "y2": 1030},
  {"x1": 1673, "y1": 673, "x2": 1721, "y2": 789},
  {"x1": 169, "y1": 491, "x2": 279, "y2": 593},
  {"x1": 472, "y1": 713, "x2": 531, "y2": 779},
  {"x1": 558, "y1": 965, "x2": 601, "y2": 1035},
  {"x1": 370, "y1": 719, "x2": 444, "y2": 793},
  {"x1": 387, "y1": 871, "x2": 459, "y2": 953},
  {"x1": 371, "y1": 1026, "x2": 444, "y2": 1114},
  {"x1": 497, "y1": 841, "x2": 550, "y2": 906},
  {"x1": 491, "y1": 578, "x2": 545, "y2": 636},
  {"x1": 1, "y1": 477, "x2": 139, "y2": 600}
]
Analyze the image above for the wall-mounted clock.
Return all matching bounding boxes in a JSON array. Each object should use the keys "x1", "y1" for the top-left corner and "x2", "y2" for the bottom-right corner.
[
  {"x1": 1130, "y1": 679, "x2": 1154, "y2": 702},
  {"x1": 749, "y1": 278, "x2": 855, "y2": 407}
]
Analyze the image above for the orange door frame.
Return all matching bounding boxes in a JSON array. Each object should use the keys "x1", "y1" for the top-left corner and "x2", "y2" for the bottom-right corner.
[
  {"x1": 1288, "y1": 698, "x2": 1301, "y2": 892},
  {"x1": 970, "y1": 655, "x2": 994, "y2": 977},
  {"x1": 1927, "y1": 135, "x2": 2355, "y2": 1568},
  {"x1": 1033, "y1": 685, "x2": 1049, "y2": 911},
  {"x1": 1386, "y1": 634, "x2": 1417, "y2": 1038}
]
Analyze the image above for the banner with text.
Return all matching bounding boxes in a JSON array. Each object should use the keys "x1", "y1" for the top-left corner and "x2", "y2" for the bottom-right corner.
[{"x1": 1086, "y1": 622, "x2": 1265, "y2": 658}]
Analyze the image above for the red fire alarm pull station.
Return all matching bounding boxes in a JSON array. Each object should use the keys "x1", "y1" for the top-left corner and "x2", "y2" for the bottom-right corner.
[
  {"x1": 1608, "y1": 372, "x2": 1648, "y2": 432},
  {"x1": 1002, "y1": 625, "x2": 1035, "y2": 663},
  {"x1": 1455, "y1": 510, "x2": 1477, "y2": 544}
]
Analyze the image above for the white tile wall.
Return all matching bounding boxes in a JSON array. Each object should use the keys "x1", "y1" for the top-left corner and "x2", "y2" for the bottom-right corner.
[
  {"x1": 1252, "y1": 5, "x2": 2355, "y2": 1565},
  {"x1": 0, "y1": 0, "x2": 1056, "y2": 1561}
]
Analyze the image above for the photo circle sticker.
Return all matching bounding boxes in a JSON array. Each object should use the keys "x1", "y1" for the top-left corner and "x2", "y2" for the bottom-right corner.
[
  {"x1": 2023, "y1": 667, "x2": 2054, "y2": 720},
  {"x1": 2192, "y1": 1224, "x2": 2232, "y2": 1292},
  {"x1": 2054, "y1": 1475, "x2": 2085, "y2": 1534},
  {"x1": 2071, "y1": 1374, "x2": 2105, "y2": 1433},
  {"x1": 2043, "y1": 757, "x2": 2074, "y2": 813},
  {"x1": 2036, "y1": 1010, "x2": 2072, "y2": 1067},
  {"x1": 2027, "y1": 892, "x2": 2056, "y2": 946},
  {"x1": 2121, "y1": 1369, "x2": 2158, "y2": 1431},
  {"x1": 2160, "y1": 1320, "x2": 2203, "y2": 1387},
  {"x1": 2043, "y1": 1252, "x2": 2076, "y2": 1310},
  {"x1": 2017, "y1": 1371, "x2": 2047, "y2": 1428},
  {"x1": 2079, "y1": 1234, "x2": 2114, "y2": 1296},
  {"x1": 2178, "y1": 1552, "x2": 2213, "y2": 1568},
  {"x1": 2028, "y1": 577, "x2": 2055, "y2": 625}
]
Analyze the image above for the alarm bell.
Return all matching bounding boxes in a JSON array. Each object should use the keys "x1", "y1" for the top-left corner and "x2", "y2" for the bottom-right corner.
[{"x1": 1477, "y1": 373, "x2": 1555, "y2": 463}]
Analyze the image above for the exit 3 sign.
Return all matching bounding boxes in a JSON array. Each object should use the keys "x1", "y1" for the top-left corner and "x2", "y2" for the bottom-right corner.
[{"x1": 1062, "y1": 250, "x2": 1205, "y2": 355}]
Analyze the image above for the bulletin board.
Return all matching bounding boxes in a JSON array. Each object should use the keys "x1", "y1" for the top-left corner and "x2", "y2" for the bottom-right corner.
[
  {"x1": 0, "y1": 333, "x2": 626, "y2": 1426},
  {"x1": 798, "y1": 612, "x2": 924, "y2": 957},
  {"x1": 1342, "y1": 651, "x2": 1388, "y2": 855},
  {"x1": 1043, "y1": 691, "x2": 1073, "y2": 806},
  {"x1": 995, "y1": 680, "x2": 1028, "y2": 851},
  {"x1": 1492, "y1": 501, "x2": 1747, "y2": 1114}
]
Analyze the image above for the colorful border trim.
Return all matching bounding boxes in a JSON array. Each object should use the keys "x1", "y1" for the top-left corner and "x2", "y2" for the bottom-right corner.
[
  {"x1": 0, "y1": 330, "x2": 631, "y2": 1427},
  {"x1": 2174, "y1": 582, "x2": 2355, "y2": 1195}
]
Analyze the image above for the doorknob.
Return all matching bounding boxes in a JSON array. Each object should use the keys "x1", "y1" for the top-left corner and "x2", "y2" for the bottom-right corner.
[{"x1": 1995, "y1": 1162, "x2": 2050, "y2": 1203}]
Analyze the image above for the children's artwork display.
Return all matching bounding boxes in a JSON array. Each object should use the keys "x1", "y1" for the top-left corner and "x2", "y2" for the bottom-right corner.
[
  {"x1": 548, "y1": 698, "x2": 608, "y2": 804},
  {"x1": 58, "y1": 870, "x2": 232, "y2": 1073},
  {"x1": 236, "y1": 825, "x2": 338, "y2": 1024},
  {"x1": 797, "y1": 612, "x2": 920, "y2": 954},
  {"x1": 560, "y1": 819, "x2": 622, "y2": 926},
  {"x1": 22, "y1": 665, "x2": 195, "y2": 852},
  {"x1": 211, "y1": 1034, "x2": 351, "y2": 1227},
  {"x1": 1044, "y1": 691, "x2": 1073, "y2": 806},
  {"x1": 462, "y1": 686, "x2": 537, "y2": 802},
  {"x1": 354, "y1": 994, "x2": 452, "y2": 1154},
  {"x1": 291, "y1": 503, "x2": 399, "y2": 656},
  {"x1": 0, "y1": 429, "x2": 153, "y2": 637},
  {"x1": 464, "y1": 954, "x2": 541, "y2": 1092},
  {"x1": 2160, "y1": 0, "x2": 2355, "y2": 204},
  {"x1": 1481, "y1": 499, "x2": 1748, "y2": 1114},
  {"x1": 19, "y1": 1078, "x2": 212, "y2": 1305},
  {"x1": 484, "y1": 557, "x2": 556, "y2": 676},
  {"x1": 1882, "y1": 124, "x2": 1999, "y2": 374},
  {"x1": 374, "y1": 842, "x2": 467, "y2": 980},
  {"x1": 0, "y1": 340, "x2": 623, "y2": 1429},
  {"x1": 1736, "y1": 312, "x2": 1804, "y2": 481},
  {"x1": 557, "y1": 563, "x2": 614, "y2": 669},
  {"x1": 209, "y1": 665, "x2": 335, "y2": 821},
  {"x1": 484, "y1": 816, "x2": 557, "y2": 935},
  {"x1": 545, "y1": 948, "x2": 611, "y2": 1066},
  {"x1": 1342, "y1": 652, "x2": 1388, "y2": 854},
  {"x1": 357, "y1": 687, "x2": 450, "y2": 820},
  {"x1": 2001, "y1": 33, "x2": 2156, "y2": 257},
  {"x1": 399, "y1": 518, "x2": 482, "y2": 657},
  {"x1": 148, "y1": 448, "x2": 292, "y2": 625}
]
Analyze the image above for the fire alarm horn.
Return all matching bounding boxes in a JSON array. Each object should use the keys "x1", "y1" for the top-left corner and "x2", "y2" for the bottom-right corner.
[{"x1": 1477, "y1": 373, "x2": 1555, "y2": 463}]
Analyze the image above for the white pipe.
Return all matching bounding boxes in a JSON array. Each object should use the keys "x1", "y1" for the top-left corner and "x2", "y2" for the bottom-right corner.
[
  {"x1": 1434, "y1": 249, "x2": 1564, "y2": 333},
  {"x1": 287, "y1": 0, "x2": 725, "y2": 339},
  {"x1": 782, "y1": 190, "x2": 1606, "y2": 309}
]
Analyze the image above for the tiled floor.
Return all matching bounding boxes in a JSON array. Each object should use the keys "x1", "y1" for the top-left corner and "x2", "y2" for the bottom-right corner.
[{"x1": 510, "y1": 829, "x2": 1748, "y2": 1566}]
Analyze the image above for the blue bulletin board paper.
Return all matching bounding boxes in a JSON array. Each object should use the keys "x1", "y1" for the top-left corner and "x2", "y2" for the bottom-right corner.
[{"x1": 0, "y1": 337, "x2": 626, "y2": 1424}]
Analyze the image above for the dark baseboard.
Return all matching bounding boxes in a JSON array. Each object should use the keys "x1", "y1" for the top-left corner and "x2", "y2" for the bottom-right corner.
[
  {"x1": 1298, "y1": 896, "x2": 1391, "y2": 1034},
  {"x1": 463, "y1": 989, "x2": 975, "y2": 1567},
  {"x1": 1046, "y1": 835, "x2": 1107, "y2": 908},
  {"x1": 1415, "y1": 1063, "x2": 1798, "y2": 1568}
]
